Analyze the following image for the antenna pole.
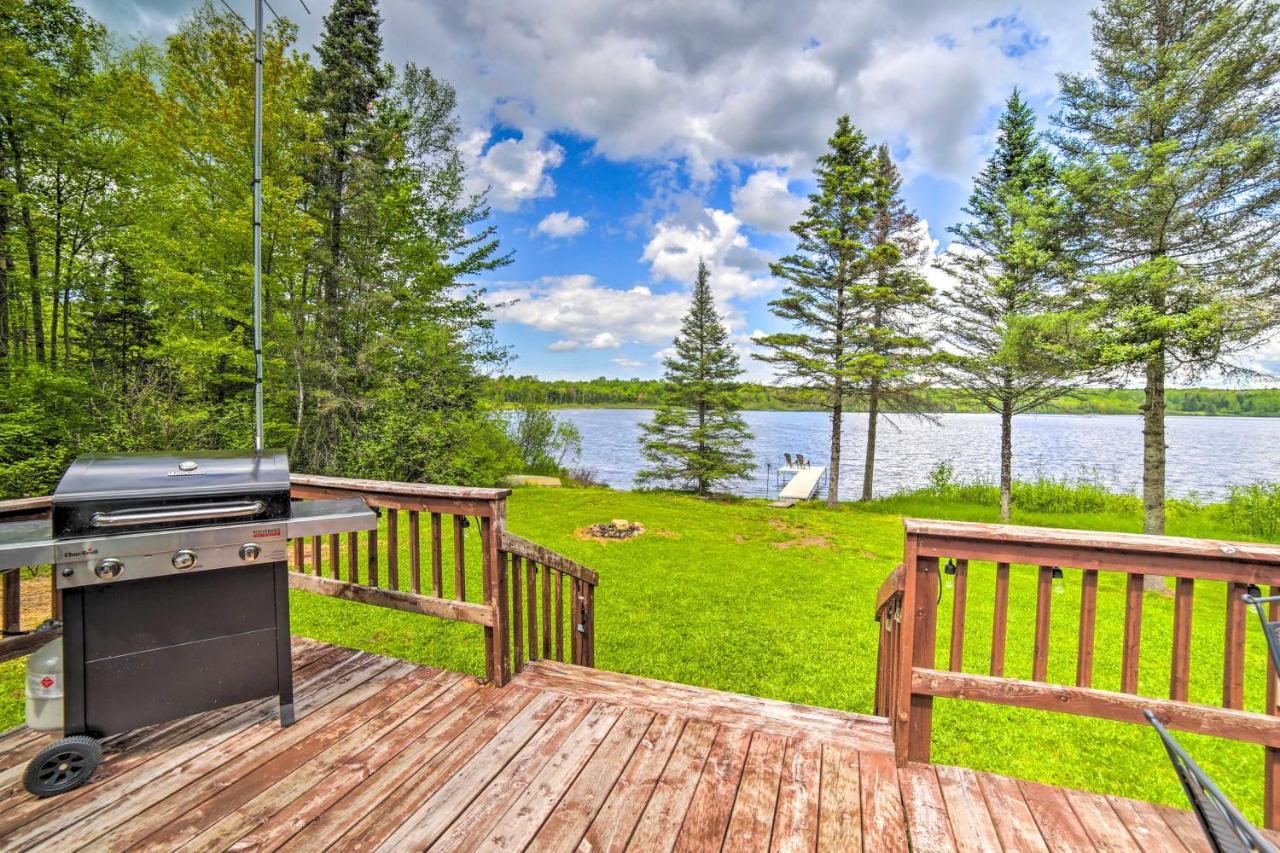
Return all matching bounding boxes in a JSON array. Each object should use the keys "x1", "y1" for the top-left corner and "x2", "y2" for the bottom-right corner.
[{"x1": 252, "y1": 0, "x2": 265, "y2": 453}]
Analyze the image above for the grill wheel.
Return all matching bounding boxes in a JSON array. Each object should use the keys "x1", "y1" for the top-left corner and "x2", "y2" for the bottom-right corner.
[{"x1": 24, "y1": 736, "x2": 102, "y2": 798}]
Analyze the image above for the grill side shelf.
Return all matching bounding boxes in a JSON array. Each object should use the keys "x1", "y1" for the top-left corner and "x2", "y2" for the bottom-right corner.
[{"x1": 0, "y1": 521, "x2": 54, "y2": 571}]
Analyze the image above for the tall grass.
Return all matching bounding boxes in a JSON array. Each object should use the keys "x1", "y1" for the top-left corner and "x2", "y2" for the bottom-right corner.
[
  {"x1": 920, "y1": 461, "x2": 1144, "y2": 514},
  {"x1": 1216, "y1": 482, "x2": 1280, "y2": 538}
]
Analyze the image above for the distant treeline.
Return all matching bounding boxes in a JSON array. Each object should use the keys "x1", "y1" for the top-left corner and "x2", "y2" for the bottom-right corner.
[{"x1": 491, "y1": 377, "x2": 1280, "y2": 417}]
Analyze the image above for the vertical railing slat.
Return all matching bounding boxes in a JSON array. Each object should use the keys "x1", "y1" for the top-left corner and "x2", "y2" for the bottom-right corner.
[
  {"x1": 948, "y1": 558, "x2": 968, "y2": 671},
  {"x1": 1077, "y1": 569, "x2": 1098, "y2": 688},
  {"x1": 1033, "y1": 566, "x2": 1052, "y2": 682},
  {"x1": 386, "y1": 508, "x2": 399, "y2": 591},
  {"x1": 1224, "y1": 581, "x2": 1247, "y2": 710},
  {"x1": 367, "y1": 527, "x2": 379, "y2": 588},
  {"x1": 453, "y1": 515, "x2": 466, "y2": 601},
  {"x1": 311, "y1": 535, "x2": 322, "y2": 576},
  {"x1": 2, "y1": 571, "x2": 20, "y2": 634},
  {"x1": 328, "y1": 533, "x2": 340, "y2": 580},
  {"x1": 409, "y1": 512, "x2": 421, "y2": 595},
  {"x1": 512, "y1": 554, "x2": 524, "y2": 673},
  {"x1": 1170, "y1": 577, "x2": 1194, "y2": 701},
  {"x1": 526, "y1": 559, "x2": 538, "y2": 662},
  {"x1": 430, "y1": 513, "x2": 443, "y2": 597},
  {"x1": 542, "y1": 563, "x2": 551, "y2": 659},
  {"x1": 990, "y1": 562, "x2": 1010, "y2": 677},
  {"x1": 292, "y1": 538, "x2": 303, "y2": 574},
  {"x1": 346, "y1": 531, "x2": 358, "y2": 584},
  {"x1": 1121, "y1": 573, "x2": 1144, "y2": 694},
  {"x1": 555, "y1": 571, "x2": 564, "y2": 662}
]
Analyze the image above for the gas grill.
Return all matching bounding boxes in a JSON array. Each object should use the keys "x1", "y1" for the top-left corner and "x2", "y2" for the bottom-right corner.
[{"x1": 0, "y1": 450, "x2": 375, "y2": 795}]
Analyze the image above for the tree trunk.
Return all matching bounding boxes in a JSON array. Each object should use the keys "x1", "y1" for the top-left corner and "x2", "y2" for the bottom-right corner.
[
  {"x1": 1000, "y1": 399, "x2": 1013, "y2": 522},
  {"x1": 50, "y1": 171, "x2": 62, "y2": 369},
  {"x1": 0, "y1": 199, "x2": 9, "y2": 364},
  {"x1": 862, "y1": 377, "x2": 879, "y2": 501},
  {"x1": 8, "y1": 130, "x2": 42, "y2": 363},
  {"x1": 1142, "y1": 344, "x2": 1168, "y2": 592},
  {"x1": 827, "y1": 385, "x2": 842, "y2": 508}
]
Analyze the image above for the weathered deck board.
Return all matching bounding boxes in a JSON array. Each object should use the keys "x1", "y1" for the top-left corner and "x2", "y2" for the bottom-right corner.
[{"x1": 0, "y1": 639, "x2": 1256, "y2": 852}]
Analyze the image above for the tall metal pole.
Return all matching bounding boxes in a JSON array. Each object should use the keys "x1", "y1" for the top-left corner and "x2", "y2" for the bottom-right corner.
[{"x1": 252, "y1": 0, "x2": 265, "y2": 453}]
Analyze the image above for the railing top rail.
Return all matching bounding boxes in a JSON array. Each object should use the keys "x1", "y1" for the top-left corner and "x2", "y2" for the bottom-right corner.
[
  {"x1": 499, "y1": 531, "x2": 599, "y2": 586},
  {"x1": 290, "y1": 474, "x2": 511, "y2": 502},
  {"x1": 875, "y1": 563, "x2": 904, "y2": 614},
  {"x1": 904, "y1": 518, "x2": 1280, "y2": 567},
  {"x1": 0, "y1": 496, "x2": 52, "y2": 516}
]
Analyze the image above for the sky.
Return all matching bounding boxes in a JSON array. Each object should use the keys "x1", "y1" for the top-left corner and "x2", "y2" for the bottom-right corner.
[{"x1": 86, "y1": 0, "x2": 1280, "y2": 385}]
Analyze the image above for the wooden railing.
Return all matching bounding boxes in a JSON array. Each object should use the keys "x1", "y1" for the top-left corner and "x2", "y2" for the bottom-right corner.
[
  {"x1": 876, "y1": 518, "x2": 1280, "y2": 827},
  {"x1": 0, "y1": 477, "x2": 599, "y2": 687}
]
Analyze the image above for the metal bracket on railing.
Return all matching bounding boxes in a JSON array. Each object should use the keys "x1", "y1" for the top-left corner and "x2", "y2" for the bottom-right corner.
[{"x1": 577, "y1": 605, "x2": 587, "y2": 634}]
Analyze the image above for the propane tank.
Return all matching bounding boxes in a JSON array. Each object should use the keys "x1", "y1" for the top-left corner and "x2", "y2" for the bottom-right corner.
[{"x1": 24, "y1": 639, "x2": 63, "y2": 733}]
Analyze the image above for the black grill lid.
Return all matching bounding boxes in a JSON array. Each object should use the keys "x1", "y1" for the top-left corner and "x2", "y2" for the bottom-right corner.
[{"x1": 54, "y1": 450, "x2": 290, "y2": 503}]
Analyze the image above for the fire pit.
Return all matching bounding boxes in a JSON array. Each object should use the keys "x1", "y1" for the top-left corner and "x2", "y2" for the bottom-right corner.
[{"x1": 583, "y1": 519, "x2": 645, "y2": 540}]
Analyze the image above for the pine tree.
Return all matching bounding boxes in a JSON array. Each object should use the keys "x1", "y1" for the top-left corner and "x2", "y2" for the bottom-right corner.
[
  {"x1": 755, "y1": 115, "x2": 878, "y2": 507},
  {"x1": 938, "y1": 90, "x2": 1083, "y2": 521},
  {"x1": 853, "y1": 144, "x2": 936, "y2": 501},
  {"x1": 638, "y1": 260, "x2": 754, "y2": 495},
  {"x1": 304, "y1": 0, "x2": 392, "y2": 346},
  {"x1": 1056, "y1": 0, "x2": 1280, "y2": 543}
]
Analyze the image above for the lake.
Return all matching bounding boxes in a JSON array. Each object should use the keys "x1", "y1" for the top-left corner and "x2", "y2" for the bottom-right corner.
[{"x1": 553, "y1": 409, "x2": 1280, "y2": 501}]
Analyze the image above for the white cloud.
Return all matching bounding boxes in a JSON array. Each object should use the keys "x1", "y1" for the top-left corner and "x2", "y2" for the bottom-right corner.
[
  {"x1": 731, "y1": 170, "x2": 807, "y2": 235},
  {"x1": 461, "y1": 130, "x2": 564, "y2": 211},
  {"x1": 535, "y1": 211, "x2": 589, "y2": 238},
  {"x1": 587, "y1": 332, "x2": 621, "y2": 349},
  {"x1": 642, "y1": 205, "x2": 772, "y2": 301},
  {"x1": 612, "y1": 356, "x2": 644, "y2": 369},
  {"x1": 369, "y1": 1, "x2": 1095, "y2": 185},
  {"x1": 490, "y1": 274, "x2": 692, "y2": 350}
]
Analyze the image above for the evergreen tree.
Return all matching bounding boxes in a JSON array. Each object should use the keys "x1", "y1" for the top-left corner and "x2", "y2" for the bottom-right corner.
[
  {"x1": 853, "y1": 144, "x2": 936, "y2": 501},
  {"x1": 638, "y1": 260, "x2": 754, "y2": 494},
  {"x1": 938, "y1": 90, "x2": 1083, "y2": 521},
  {"x1": 756, "y1": 115, "x2": 878, "y2": 507},
  {"x1": 1056, "y1": 0, "x2": 1280, "y2": 542}
]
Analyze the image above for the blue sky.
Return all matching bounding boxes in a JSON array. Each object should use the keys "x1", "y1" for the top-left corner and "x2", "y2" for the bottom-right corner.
[{"x1": 89, "y1": 0, "x2": 1280, "y2": 382}]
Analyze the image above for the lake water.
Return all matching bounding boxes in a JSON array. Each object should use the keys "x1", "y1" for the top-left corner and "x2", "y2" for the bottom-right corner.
[{"x1": 553, "y1": 409, "x2": 1280, "y2": 501}]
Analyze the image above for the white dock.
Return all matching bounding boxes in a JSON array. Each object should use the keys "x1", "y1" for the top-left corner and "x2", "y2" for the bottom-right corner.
[{"x1": 772, "y1": 465, "x2": 825, "y2": 506}]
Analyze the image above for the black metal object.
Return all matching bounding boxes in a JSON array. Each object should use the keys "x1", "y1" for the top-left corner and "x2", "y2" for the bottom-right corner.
[
  {"x1": 1243, "y1": 593, "x2": 1280, "y2": 677},
  {"x1": 1144, "y1": 709, "x2": 1275, "y2": 852},
  {"x1": 52, "y1": 450, "x2": 290, "y2": 537},
  {"x1": 61, "y1": 562, "x2": 292, "y2": 737}
]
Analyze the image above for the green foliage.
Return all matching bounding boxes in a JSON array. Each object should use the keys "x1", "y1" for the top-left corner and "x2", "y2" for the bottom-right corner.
[
  {"x1": 0, "y1": 0, "x2": 515, "y2": 495},
  {"x1": 508, "y1": 402, "x2": 581, "y2": 475},
  {"x1": 1217, "y1": 483, "x2": 1280, "y2": 539},
  {"x1": 1055, "y1": 0, "x2": 1280, "y2": 531},
  {"x1": 638, "y1": 260, "x2": 754, "y2": 494}
]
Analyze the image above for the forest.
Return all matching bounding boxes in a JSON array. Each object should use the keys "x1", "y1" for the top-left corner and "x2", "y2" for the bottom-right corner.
[
  {"x1": 492, "y1": 376, "x2": 1280, "y2": 417},
  {"x1": 0, "y1": 0, "x2": 520, "y2": 499}
]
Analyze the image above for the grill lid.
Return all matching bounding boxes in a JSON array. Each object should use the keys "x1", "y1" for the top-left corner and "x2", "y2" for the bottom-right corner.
[{"x1": 53, "y1": 450, "x2": 290, "y2": 504}]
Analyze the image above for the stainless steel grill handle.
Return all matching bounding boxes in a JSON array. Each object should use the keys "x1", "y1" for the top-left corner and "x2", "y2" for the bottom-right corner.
[{"x1": 90, "y1": 500, "x2": 267, "y2": 528}]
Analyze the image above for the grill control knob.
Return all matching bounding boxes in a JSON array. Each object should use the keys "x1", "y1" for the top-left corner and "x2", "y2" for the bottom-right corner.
[
  {"x1": 94, "y1": 559, "x2": 123, "y2": 580},
  {"x1": 239, "y1": 543, "x2": 261, "y2": 562},
  {"x1": 172, "y1": 550, "x2": 197, "y2": 570}
]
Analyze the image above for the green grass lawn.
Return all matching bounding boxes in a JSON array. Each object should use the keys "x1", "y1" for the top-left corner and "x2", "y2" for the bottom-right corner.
[{"x1": 2, "y1": 485, "x2": 1274, "y2": 823}]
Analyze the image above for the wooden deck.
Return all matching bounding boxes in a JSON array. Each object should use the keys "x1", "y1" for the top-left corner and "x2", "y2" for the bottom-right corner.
[{"x1": 0, "y1": 638, "x2": 1261, "y2": 851}]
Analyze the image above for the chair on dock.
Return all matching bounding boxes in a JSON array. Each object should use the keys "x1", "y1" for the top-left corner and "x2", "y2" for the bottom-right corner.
[
  {"x1": 796, "y1": 454, "x2": 807, "y2": 468},
  {"x1": 1143, "y1": 709, "x2": 1275, "y2": 852},
  {"x1": 783, "y1": 453, "x2": 794, "y2": 468}
]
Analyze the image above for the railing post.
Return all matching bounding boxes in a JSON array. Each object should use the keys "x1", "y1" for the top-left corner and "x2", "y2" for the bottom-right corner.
[
  {"x1": 895, "y1": 530, "x2": 939, "y2": 765},
  {"x1": 1267, "y1": 586, "x2": 1279, "y2": 830},
  {"x1": 483, "y1": 499, "x2": 511, "y2": 686},
  {"x1": 3, "y1": 571, "x2": 21, "y2": 634}
]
